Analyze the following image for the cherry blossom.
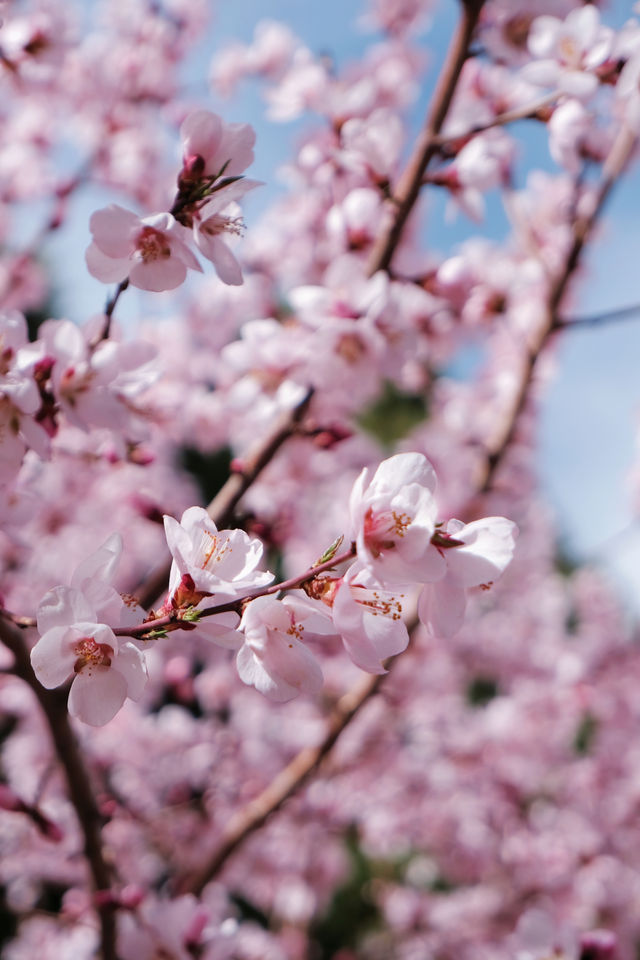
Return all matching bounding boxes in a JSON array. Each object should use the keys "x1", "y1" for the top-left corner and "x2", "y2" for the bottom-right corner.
[
  {"x1": 190, "y1": 178, "x2": 262, "y2": 285},
  {"x1": 236, "y1": 594, "x2": 324, "y2": 701},
  {"x1": 162, "y1": 506, "x2": 273, "y2": 646},
  {"x1": 30, "y1": 535, "x2": 148, "y2": 725},
  {"x1": 522, "y1": 6, "x2": 613, "y2": 99},
  {"x1": 320, "y1": 562, "x2": 410, "y2": 674},
  {"x1": 418, "y1": 517, "x2": 519, "y2": 637},
  {"x1": 349, "y1": 452, "x2": 441, "y2": 584},
  {"x1": 179, "y1": 109, "x2": 256, "y2": 180},
  {"x1": 86, "y1": 205, "x2": 202, "y2": 292}
]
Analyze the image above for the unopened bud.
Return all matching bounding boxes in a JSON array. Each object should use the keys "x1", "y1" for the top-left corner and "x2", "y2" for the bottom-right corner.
[
  {"x1": 580, "y1": 930, "x2": 617, "y2": 960},
  {"x1": 178, "y1": 154, "x2": 205, "y2": 187}
]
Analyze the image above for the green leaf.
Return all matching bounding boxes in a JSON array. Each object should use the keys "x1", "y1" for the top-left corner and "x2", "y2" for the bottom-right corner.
[
  {"x1": 466, "y1": 675, "x2": 499, "y2": 707},
  {"x1": 573, "y1": 711, "x2": 598, "y2": 755},
  {"x1": 315, "y1": 535, "x2": 344, "y2": 566},
  {"x1": 357, "y1": 381, "x2": 427, "y2": 448}
]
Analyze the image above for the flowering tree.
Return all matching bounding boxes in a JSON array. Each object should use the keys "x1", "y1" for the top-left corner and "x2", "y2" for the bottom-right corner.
[{"x1": 0, "y1": 0, "x2": 638, "y2": 957}]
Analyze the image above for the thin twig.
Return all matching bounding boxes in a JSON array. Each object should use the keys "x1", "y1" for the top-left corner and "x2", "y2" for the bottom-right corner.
[
  {"x1": 555, "y1": 302, "x2": 640, "y2": 331},
  {"x1": 0, "y1": 619, "x2": 117, "y2": 960},
  {"x1": 92, "y1": 278, "x2": 130, "y2": 347},
  {"x1": 116, "y1": 542, "x2": 355, "y2": 639},
  {"x1": 366, "y1": 0, "x2": 485, "y2": 276},
  {"x1": 135, "y1": 387, "x2": 315, "y2": 611}
]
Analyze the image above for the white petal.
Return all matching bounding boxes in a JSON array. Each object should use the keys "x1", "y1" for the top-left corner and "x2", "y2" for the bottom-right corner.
[
  {"x1": 37, "y1": 586, "x2": 95, "y2": 634},
  {"x1": 31, "y1": 627, "x2": 76, "y2": 688},
  {"x1": 113, "y1": 643, "x2": 148, "y2": 701}
]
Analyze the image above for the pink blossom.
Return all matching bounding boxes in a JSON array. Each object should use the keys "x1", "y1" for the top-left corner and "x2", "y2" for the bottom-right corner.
[
  {"x1": 522, "y1": 7, "x2": 613, "y2": 99},
  {"x1": 86, "y1": 205, "x2": 202, "y2": 292},
  {"x1": 30, "y1": 535, "x2": 148, "y2": 725},
  {"x1": 349, "y1": 452, "x2": 441, "y2": 584},
  {"x1": 36, "y1": 318, "x2": 157, "y2": 440},
  {"x1": 162, "y1": 506, "x2": 273, "y2": 646},
  {"x1": 236, "y1": 594, "x2": 324, "y2": 701},
  {"x1": 418, "y1": 517, "x2": 518, "y2": 637},
  {"x1": 330, "y1": 563, "x2": 410, "y2": 674}
]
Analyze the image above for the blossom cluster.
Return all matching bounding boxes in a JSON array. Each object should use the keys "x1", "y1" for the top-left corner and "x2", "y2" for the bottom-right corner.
[
  {"x1": 86, "y1": 111, "x2": 262, "y2": 291},
  {"x1": 29, "y1": 453, "x2": 517, "y2": 722}
]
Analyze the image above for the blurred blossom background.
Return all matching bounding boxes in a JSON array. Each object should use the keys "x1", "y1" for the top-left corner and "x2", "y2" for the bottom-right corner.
[{"x1": 4, "y1": 1, "x2": 640, "y2": 958}]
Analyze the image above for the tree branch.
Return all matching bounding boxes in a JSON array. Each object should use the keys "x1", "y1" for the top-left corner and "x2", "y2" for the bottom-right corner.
[
  {"x1": 117, "y1": 542, "x2": 355, "y2": 639},
  {"x1": 476, "y1": 121, "x2": 637, "y2": 495},
  {"x1": 175, "y1": 668, "x2": 385, "y2": 896},
  {"x1": 366, "y1": 0, "x2": 485, "y2": 276},
  {"x1": 91, "y1": 278, "x2": 130, "y2": 348},
  {"x1": 0, "y1": 619, "x2": 117, "y2": 960}
]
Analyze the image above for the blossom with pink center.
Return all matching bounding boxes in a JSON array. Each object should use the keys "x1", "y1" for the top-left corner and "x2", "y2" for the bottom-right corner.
[
  {"x1": 164, "y1": 506, "x2": 273, "y2": 600},
  {"x1": 236, "y1": 594, "x2": 325, "y2": 701},
  {"x1": 349, "y1": 452, "x2": 441, "y2": 584},
  {"x1": 418, "y1": 517, "x2": 518, "y2": 637},
  {"x1": 329, "y1": 563, "x2": 409, "y2": 674},
  {"x1": 30, "y1": 535, "x2": 148, "y2": 725},
  {"x1": 85, "y1": 205, "x2": 202, "y2": 292}
]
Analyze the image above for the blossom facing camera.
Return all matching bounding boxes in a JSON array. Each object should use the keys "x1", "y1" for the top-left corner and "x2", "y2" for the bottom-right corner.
[
  {"x1": 349, "y1": 452, "x2": 442, "y2": 584},
  {"x1": 86, "y1": 205, "x2": 202, "y2": 292},
  {"x1": 30, "y1": 535, "x2": 148, "y2": 726}
]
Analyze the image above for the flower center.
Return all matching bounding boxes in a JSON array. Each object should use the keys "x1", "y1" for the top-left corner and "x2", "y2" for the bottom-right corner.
[
  {"x1": 201, "y1": 213, "x2": 244, "y2": 238},
  {"x1": 351, "y1": 585, "x2": 404, "y2": 620},
  {"x1": 364, "y1": 506, "x2": 412, "y2": 556},
  {"x1": 199, "y1": 530, "x2": 232, "y2": 568},
  {"x1": 135, "y1": 226, "x2": 171, "y2": 263},
  {"x1": 73, "y1": 636, "x2": 112, "y2": 674}
]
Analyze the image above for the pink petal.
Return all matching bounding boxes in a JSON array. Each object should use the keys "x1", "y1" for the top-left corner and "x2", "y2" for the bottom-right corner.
[
  {"x1": 72, "y1": 534, "x2": 122, "y2": 588},
  {"x1": 196, "y1": 235, "x2": 243, "y2": 285},
  {"x1": 128, "y1": 258, "x2": 187, "y2": 292},
  {"x1": 113, "y1": 643, "x2": 148, "y2": 701},
  {"x1": 418, "y1": 577, "x2": 467, "y2": 638},
  {"x1": 68, "y1": 667, "x2": 128, "y2": 726},
  {"x1": 89, "y1": 205, "x2": 139, "y2": 257},
  {"x1": 85, "y1": 242, "x2": 130, "y2": 284}
]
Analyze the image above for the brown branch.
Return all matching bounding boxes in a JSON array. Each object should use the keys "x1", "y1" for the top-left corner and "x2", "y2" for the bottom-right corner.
[
  {"x1": 0, "y1": 619, "x2": 117, "y2": 960},
  {"x1": 91, "y1": 278, "x2": 130, "y2": 348},
  {"x1": 175, "y1": 669, "x2": 385, "y2": 895},
  {"x1": 366, "y1": 0, "x2": 485, "y2": 276},
  {"x1": 135, "y1": 387, "x2": 315, "y2": 611},
  {"x1": 117, "y1": 541, "x2": 355, "y2": 639},
  {"x1": 476, "y1": 121, "x2": 637, "y2": 495}
]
